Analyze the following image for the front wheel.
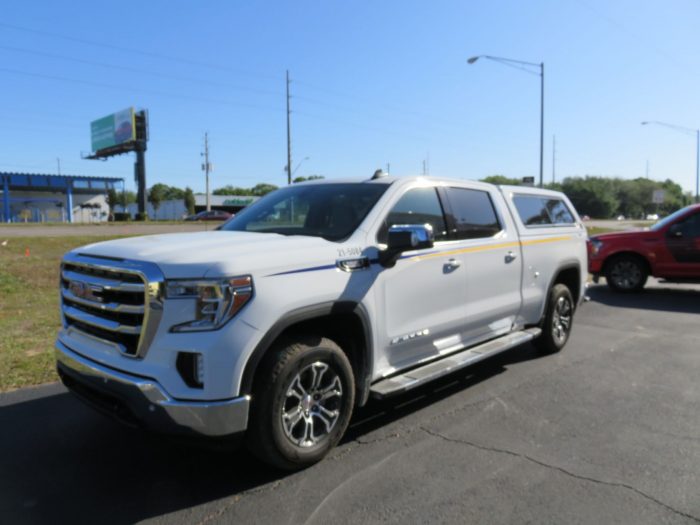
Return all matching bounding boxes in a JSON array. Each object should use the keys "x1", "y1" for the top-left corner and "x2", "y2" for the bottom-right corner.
[
  {"x1": 604, "y1": 255, "x2": 648, "y2": 292},
  {"x1": 247, "y1": 336, "x2": 355, "y2": 470},
  {"x1": 534, "y1": 284, "x2": 574, "y2": 354}
]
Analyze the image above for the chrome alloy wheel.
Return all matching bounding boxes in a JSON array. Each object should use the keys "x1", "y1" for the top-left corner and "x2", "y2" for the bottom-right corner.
[
  {"x1": 609, "y1": 260, "x2": 642, "y2": 289},
  {"x1": 281, "y1": 361, "x2": 343, "y2": 448},
  {"x1": 551, "y1": 295, "x2": 572, "y2": 345}
]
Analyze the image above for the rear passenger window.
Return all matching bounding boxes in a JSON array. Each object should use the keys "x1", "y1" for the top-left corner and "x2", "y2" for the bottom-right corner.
[
  {"x1": 444, "y1": 188, "x2": 501, "y2": 239},
  {"x1": 378, "y1": 187, "x2": 448, "y2": 243},
  {"x1": 513, "y1": 195, "x2": 575, "y2": 227}
]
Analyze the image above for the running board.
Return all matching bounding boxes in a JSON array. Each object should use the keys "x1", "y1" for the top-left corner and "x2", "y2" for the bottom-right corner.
[{"x1": 370, "y1": 328, "x2": 541, "y2": 399}]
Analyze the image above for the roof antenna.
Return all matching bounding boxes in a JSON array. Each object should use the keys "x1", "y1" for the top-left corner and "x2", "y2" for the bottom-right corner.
[{"x1": 371, "y1": 169, "x2": 387, "y2": 180}]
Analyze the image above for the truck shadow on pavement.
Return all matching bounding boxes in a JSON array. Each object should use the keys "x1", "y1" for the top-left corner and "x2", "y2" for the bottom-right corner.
[
  {"x1": 587, "y1": 283, "x2": 700, "y2": 314},
  {"x1": 0, "y1": 344, "x2": 543, "y2": 525}
]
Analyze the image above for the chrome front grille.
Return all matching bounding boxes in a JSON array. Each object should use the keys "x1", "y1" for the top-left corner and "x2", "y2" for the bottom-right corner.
[{"x1": 60, "y1": 253, "x2": 164, "y2": 358}]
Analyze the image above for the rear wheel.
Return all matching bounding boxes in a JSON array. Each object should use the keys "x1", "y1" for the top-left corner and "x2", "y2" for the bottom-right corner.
[
  {"x1": 605, "y1": 255, "x2": 648, "y2": 292},
  {"x1": 247, "y1": 336, "x2": 355, "y2": 470},
  {"x1": 534, "y1": 284, "x2": 574, "y2": 354}
]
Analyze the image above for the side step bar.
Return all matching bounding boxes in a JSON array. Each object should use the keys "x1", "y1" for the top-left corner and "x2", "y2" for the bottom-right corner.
[{"x1": 370, "y1": 328, "x2": 541, "y2": 399}]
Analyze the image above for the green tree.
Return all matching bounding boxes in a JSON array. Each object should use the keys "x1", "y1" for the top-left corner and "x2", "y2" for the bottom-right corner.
[
  {"x1": 118, "y1": 190, "x2": 137, "y2": 208},
  {"x1": 106, "y1": 188, "x2": 119, "y2": 214},
  {"x1": 148, "y1": 184, "x2": 167, "y2": 212},
  {"x1": 480, "y1": 175, "x2": 522, "y2": 185},
  {"x1": 560, "y1": 176, "x2": 619, "y2": 218},
  {"x1": 251, "y1": 183, "x2": 279, "y2": 196},
  {"x1": 293, "y1": 175, "x2": 325, "y2": 183},
  {"x1": 184, "y1": 187, "x2": 196, "y2": 215},
  {"x1": 213, "y1": 185, "x2": 249, "y2": 196}
]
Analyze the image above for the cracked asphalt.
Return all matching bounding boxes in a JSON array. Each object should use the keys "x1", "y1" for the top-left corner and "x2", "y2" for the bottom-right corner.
[{"x1": 1, "y1": 278, "x2": 699, "y2": 524}]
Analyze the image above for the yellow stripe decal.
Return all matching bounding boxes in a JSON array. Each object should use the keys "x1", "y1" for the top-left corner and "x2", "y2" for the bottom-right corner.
[{"x1": 410, "y1": 235, "x2": 573, "y2": 262}]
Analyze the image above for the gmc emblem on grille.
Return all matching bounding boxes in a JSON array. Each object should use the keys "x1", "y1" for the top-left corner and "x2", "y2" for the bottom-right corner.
[{"x1": 69, "y1": 280, "x2": 103, "y2": 303}]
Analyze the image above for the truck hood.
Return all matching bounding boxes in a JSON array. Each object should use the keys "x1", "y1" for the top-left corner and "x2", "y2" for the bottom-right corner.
[
  {"x1": 73, "y1": 231, "x2": 343, "y2": 279},
  {"x1": 589, "y1": 229, "x2": 655, "y2": 242}
]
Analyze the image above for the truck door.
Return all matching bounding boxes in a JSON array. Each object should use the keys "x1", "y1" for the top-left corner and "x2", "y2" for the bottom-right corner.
[
  {"x1": 440, "y1": 186, "x2": 523, "y2": 345},
  {"x1": 661, "y1": 211, "x2": 700, "y2": 276},
  {"x1": 374, "y1": 186, "x2": 468, "y2": 370}
]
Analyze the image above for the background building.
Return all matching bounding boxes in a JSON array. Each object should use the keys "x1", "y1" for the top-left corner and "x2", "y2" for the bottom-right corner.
[{"x1": 0, "y1": 172, "x2": 123, "y2": 223}]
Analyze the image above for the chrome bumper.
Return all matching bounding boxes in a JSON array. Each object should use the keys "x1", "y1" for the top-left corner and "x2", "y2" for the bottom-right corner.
[{"x1": 55, "y1": 340, "x2": 250, "y2": 437}]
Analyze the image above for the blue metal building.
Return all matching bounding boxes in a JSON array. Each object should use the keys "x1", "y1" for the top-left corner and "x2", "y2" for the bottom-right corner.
[{"x1": 0, "y1": 172, "x2": 123, "y2": 223}]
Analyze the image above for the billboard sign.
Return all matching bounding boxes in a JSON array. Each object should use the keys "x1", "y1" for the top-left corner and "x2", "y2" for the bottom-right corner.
[{"x1": 90, "y1": 108, "x2": 136, "y2": 152}]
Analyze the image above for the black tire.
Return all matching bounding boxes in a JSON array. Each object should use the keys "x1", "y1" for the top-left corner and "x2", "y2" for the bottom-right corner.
[
  {"x1": 534, "y1": 284, "x2": 574, "y2": 355},
  {"x1": 247, "y1": 336, "x2": 355, "y2": 470},
  {"x1": 604, "y1": 254, "x2": 648, "y2": 292}
]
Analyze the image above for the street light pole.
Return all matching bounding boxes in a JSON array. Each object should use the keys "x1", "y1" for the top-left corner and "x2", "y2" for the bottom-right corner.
[
  {"x1": 641, "y1": 121, "x2": 700, "y2": 203},
  {"x1": 292, "y1": 156, "x2": 310, "y2": 178},
  {"x1": 468, "y1": 55, "x2": 545, "y2": 187},
  {"x1": 539, "y1": 62, "x2": 544, "y2": 189},
  {"x1": 695, "y1": 129, "x2": 700, "y2": 203}
]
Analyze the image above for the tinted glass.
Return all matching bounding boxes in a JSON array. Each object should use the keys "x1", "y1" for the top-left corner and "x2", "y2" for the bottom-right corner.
[
  {"x1": 378, "y1": 187, "x2": 447, "y2": 243},
  {"x1": 675, "y1": 213, "x2": 700, "y2": 237},
  {"x1": 545, "y1": 199, "x2": 575, "y2": 224},
  {"x1": 513, "y1": 195, "x2": 552, "y2": 226},
  {"x1": 513, "y1": 195, "x2": 575, "y2": 226},
  {"x1": 445, "y1": 188, "x2": 501, "y2": 239},
  {"x1": 221, "y1": 183, "x2": 389, "y2": 241},
  {"x1": 651, "y1": 206, "x2": 693, "y2": 231}
]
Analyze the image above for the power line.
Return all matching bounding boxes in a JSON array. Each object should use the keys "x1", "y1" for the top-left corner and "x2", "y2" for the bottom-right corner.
[
  {"x1": 0, "y1": 21, "x2": 279, "y2": 80},
  {"x1": 0, "y1": 67, "x2": 284, "y2": 112},
  {"x1": 0, "y1": 44, "x2": 283, "y2": 98}
]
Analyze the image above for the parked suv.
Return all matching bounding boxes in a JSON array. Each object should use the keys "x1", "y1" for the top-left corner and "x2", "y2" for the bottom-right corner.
[
  {"x1": 55, "y1": 175, "x2": 587, "y2": 468},
  {"x1": 589, "y1": 204, "x2": 700, "y2": 291}
]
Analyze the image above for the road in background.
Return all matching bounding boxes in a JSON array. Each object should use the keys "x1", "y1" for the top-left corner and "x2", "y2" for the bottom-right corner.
[
  {"x1": 0, "y1": 223, "x2": 221, "y2": 237},
  {"x1": 1, "y1": 278, "x2": 699, "y2": 524}
]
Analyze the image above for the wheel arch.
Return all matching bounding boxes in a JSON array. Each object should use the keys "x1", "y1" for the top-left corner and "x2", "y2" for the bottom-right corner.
[
  {"x1": 240, "y1": 301, "x2": 374, "y2": 407},
  {"x1": 534, "y1": 262, "x2": 582, "y2": 326}
]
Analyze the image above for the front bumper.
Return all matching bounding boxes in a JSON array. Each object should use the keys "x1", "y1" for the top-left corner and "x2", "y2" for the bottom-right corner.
[{"x1": 56, "y1": 340, "x2": 250, "y2": 437}]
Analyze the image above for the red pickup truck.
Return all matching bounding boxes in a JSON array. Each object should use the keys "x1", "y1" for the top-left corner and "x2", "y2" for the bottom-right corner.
[{"x1": 588, "y1": 204, "x2": 700, "y2": 291}]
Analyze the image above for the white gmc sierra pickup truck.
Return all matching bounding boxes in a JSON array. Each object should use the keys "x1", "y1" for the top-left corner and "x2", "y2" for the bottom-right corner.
[{"x1": 55, "y1": 174, "x2": 587, "y2": 469}]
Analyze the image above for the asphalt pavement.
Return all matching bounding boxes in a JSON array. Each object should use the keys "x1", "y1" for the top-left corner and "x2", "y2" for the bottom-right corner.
[{"x1": 1, "y1": 278, "x2": 699, "y2": 524}]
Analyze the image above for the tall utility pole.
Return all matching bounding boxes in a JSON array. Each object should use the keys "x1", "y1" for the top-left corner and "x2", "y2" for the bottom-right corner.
[
  {"x1": 539, "y1": 62, "x2": 544, "y2": 188},
  {"x1": 286, "y1": 70, "x2": 293, "y2": 186},
  {"x1": 202, "y1": 132, "x2": 211, "y2": 211},
  {"x1": 56, "y1": 158, "x2": 61, "y2": 176},
  {"x1": 551, "y1": 135, "x2": 556, "y2": 184}
]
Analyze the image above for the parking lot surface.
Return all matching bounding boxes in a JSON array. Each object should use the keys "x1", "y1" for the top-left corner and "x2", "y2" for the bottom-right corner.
[{"x1": 1, "y1": 279, "x2": 699, "y2": 524}]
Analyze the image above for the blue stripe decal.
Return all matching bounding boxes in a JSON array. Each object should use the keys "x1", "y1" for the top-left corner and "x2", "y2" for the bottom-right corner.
[
  {"x1": 266, "y1": 248, "x2": 446, "y2": 277},
  {"x1": 266, "y1": 264, "x2": 338, "y2": 277}
]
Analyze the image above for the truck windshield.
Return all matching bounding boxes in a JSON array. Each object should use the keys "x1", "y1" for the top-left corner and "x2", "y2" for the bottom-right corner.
[{"x1": 219, "y1": 183, "x2": 390, "y2": 241}]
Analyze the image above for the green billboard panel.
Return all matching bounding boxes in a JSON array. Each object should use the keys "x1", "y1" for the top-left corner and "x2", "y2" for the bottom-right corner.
[{"x1": 90, "y1": 107, "x2": 136, "y2": 152}]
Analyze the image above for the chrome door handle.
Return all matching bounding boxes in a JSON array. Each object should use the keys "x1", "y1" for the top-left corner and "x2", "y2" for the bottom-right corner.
[
  {"x1": 505, "y1": 251, "x2": 517, "y2": 263},
  {"x1": 445, "y1": 258, "x2": 461, "y2": 269}
]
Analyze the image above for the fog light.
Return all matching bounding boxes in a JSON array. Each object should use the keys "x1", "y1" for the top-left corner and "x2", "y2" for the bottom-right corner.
[
  {"x1": 176, "y1": 352, "x2": 204, "y2": 389},
  {"x1": 196, "y1": 354, "x2": 205, "y2": 386}
]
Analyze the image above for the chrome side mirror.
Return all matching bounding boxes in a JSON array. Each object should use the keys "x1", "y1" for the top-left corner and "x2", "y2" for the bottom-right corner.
[{"x1": 380, "y1": 224, "x2": 435, "y2": 268}]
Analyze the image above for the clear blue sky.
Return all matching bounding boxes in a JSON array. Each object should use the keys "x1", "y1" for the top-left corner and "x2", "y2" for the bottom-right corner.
[{"x1": 2, "y1": 0, "x2": 699, "y2": 194}]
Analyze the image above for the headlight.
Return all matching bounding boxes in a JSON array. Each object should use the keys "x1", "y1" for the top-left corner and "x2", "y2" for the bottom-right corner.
[
  {"x1": 166, "y1": 276, "x2": 253, "y2": 332},
  {"x1": 589, "y1": 239, "x2": 604, "y2": 256}
]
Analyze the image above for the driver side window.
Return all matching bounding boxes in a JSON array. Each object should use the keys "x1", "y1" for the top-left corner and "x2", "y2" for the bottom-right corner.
[
  {"x1": 675, "y1": 213, "x2": 700, "y2": 237},
  {"x1": 377, "y1": 187, "x2": 448, "y2": 244}
]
